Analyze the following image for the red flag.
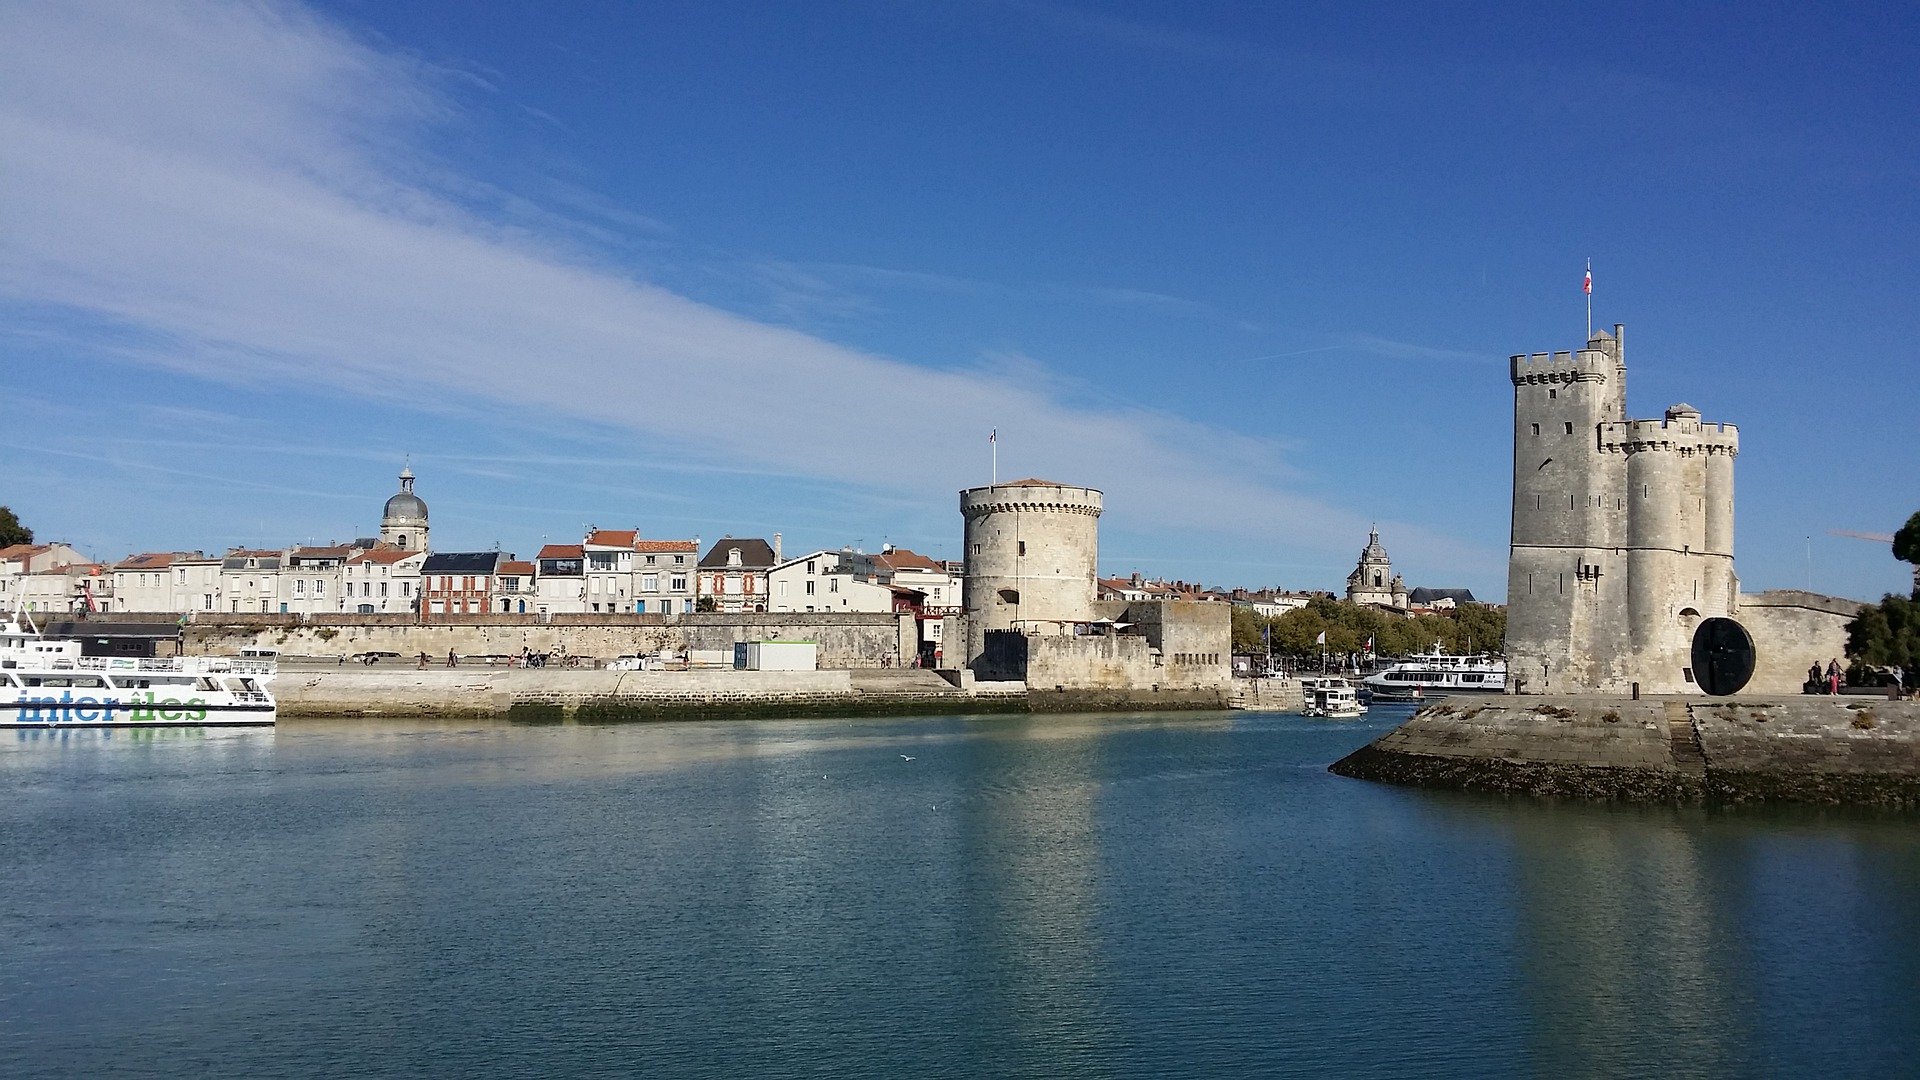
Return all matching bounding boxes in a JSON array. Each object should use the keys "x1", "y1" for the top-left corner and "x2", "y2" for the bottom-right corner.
[{"x1": 1583, "y1": 264, "x2": 1592, "y2": 295}]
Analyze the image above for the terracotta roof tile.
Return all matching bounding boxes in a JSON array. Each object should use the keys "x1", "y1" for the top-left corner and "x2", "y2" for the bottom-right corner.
[
  {"x1": 113, "y1": 552, "x2": 178, "y2": 570},
  {"x1": 347, "y1": 549, "x2": 420, "y2": 565},
  {"x1": 873, "y1": 548, "x2": 943, "y2": 572}
]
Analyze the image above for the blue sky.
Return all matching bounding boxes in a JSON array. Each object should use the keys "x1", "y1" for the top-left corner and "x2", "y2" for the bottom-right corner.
[{"x1": 3, "y1": 0, "x2": 1915, "y2": 601}]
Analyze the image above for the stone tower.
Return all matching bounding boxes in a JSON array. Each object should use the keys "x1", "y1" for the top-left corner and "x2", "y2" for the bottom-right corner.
[
  {"x1": 1346, "y1": 528, "x2": 1408, "y2": 610},
  {"x1": 959, "y1": 479, "x2": 1102, "y2": 671},
  {"x1": 1506, "y1": 326, "x2": 1740, "y2": 694},
  {"x1": 379, "y1": 465, "x2": 430, "y2": 552}
]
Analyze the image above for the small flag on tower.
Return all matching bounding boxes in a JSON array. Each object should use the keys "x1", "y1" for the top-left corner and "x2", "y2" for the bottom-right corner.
[
  {"x1": 988, "y1": 429, "x2": 996, "y2": 443},
  {"x1": 1584, "y1": 261, "x2": 1592, "y2": 295}
]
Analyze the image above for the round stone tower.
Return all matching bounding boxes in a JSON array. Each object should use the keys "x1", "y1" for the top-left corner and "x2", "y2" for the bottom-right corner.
[
  {"x1": 959, "y1": 479, "x2": 1102, "y2": 670},
  {"x1": 380, "y1": 465, "x2": 430, "y2": 551}
]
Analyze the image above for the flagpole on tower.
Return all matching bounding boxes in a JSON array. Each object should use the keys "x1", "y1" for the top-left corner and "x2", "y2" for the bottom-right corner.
[
  {"x1": 1584, "y1": 258, "x2": 1593, "y2": 340},
  {"x1": 989, "y1": 429, "x2": 998, "y2": 485}
]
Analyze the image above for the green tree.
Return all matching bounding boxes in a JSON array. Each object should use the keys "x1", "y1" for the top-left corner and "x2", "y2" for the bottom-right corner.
[
  {"x1": 1846, "y1": 592, "x2": 1919, "y2": 673},
  {"x1": 0, "y1": 506, "x2": 29, "y2": 547},
  {"x1": 1230, "y1": 605, "x2": 1266, "y2": 653},
  {"x1": 1894, "y1": 510, "x2": 1920, "y2": 597}
]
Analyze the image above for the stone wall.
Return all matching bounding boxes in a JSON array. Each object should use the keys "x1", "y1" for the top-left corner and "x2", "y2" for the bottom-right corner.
[
  {"x1": 1735, "y1": 590, "x2": 1863, "y2": 695},
  {"x1": 271, "y1": 665, "x2": 1229, "y2": 719},
  {"x1": 1123, "y1": 600, "x2": 1231, "y2": 689},
  {"x1": 1025, "y1": 633, "x2": 1159, "y2": 691},
  {"x1": 184, "y1": 612, "x2": 914, "y2": 668}
]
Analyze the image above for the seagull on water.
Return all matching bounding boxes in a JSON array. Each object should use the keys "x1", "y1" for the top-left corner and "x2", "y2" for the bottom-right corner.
[{"x1": 900, "y1": 754, "x2": 916, "y2": 761}]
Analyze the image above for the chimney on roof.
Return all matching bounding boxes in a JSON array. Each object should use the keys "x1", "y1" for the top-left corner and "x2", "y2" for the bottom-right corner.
[
  {"x1": 1131, "y1": 572, "x2": 1143, "y2": 587},
  {"x1": 773, "y1": 532, "x2": 782, "y2": 562}
]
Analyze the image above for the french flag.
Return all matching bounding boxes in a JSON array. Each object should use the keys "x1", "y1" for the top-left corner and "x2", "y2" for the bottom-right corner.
[{"x1": 1583, "y1": 264, "x2": 1592, "y2": 295}]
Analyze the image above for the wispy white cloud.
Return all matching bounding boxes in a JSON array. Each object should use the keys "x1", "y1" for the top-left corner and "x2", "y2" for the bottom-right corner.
[
  {"x1": 1336, "y1": 333, "x2": 1492, "y2": 365},
  {"x1": 0, "y1": 0, "x2": 1496, "y2": 577}
]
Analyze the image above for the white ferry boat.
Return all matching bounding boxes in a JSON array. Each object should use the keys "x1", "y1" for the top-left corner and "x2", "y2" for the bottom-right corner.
[
  {"x1": 1362, "y1": 644, "x2": 1507, "y2": 702},
  {"x1": 1301, "y1": 677, "x2": 1366, "y2": 719},
  {"x1": 2, "y1": 612, "x2": 276, "y2": 728}
]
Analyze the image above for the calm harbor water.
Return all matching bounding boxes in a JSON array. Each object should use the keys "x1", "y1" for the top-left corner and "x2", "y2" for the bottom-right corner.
[{"x1": 3, "y1": 708, "x2": 1917, "y2": 1078}]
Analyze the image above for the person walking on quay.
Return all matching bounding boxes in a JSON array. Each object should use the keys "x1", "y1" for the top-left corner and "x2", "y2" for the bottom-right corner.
[
  {"x1": 1826, "y1": 658, "x2": 1842, "y2": 696},
  {"x1": 448, "y1": 649, "x2": 459, "y2": 668},
  {"x1": 1808, "y1": 661, "x2": 1824, "y2": 694}
]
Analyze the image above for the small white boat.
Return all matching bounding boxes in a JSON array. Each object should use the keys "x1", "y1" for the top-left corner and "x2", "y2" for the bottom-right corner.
[
  {"x1": 1301, "y1": 677, "x2": 1365, "y2": 719},
  {"x1": 1, "y1": 611, "x2": 276, "y2": 728}
]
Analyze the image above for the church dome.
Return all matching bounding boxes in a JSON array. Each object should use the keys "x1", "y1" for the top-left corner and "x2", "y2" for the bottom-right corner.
[
  {"x1": 383, "y1": 467, "x2": 428, "y2": 524},
  {"x1": 384, "y1": 491, "x2": 427, "y2": 522}
]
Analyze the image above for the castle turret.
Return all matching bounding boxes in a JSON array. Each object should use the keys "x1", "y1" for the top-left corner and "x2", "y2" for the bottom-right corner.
[
  {"x1": 958, "y1": 479, "x2": 1101, "y2": 672},
  {"x1": 1506, "y1": 329, "x2": 1622, "y2": 689}
]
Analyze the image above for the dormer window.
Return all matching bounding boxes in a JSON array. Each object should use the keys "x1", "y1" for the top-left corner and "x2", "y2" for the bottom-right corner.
[{"x1": 727, "y1": 548, "x2": 742, "y2": 567}]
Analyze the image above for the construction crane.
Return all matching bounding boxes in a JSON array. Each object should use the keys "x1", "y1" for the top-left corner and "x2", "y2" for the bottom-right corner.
[{"x1": 1829, "y1": 529, "x2": 1896, "y2": 544}]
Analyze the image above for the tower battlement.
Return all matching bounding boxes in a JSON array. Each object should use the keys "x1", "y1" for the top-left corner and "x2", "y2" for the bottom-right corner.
[
  {"x1": 1600, "y1": 418, "x2": 1739, "y2": 456},
  {"x1": 1510, "y1": 350, "x2": 1610, "y2": 385}
]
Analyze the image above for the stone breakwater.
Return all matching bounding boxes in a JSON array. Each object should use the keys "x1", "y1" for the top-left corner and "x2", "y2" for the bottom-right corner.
[
  {"x1": 274, "y1": 667, "x2": 1229, "y2": 721},
  {"x1": 1330, "y1": 695, "x2": 1920, "y2": 808}
]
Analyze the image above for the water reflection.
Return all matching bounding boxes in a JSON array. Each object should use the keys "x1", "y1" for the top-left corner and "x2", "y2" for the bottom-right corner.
[
  {"x1": 954, "y1": 716, "x2": 1112, "y2": 1072},
  {"x1": 1489, "y1": 804, "x2": 1755, "y2": 1076},
  {"x1": 2, "y1": 713, "x2": 1916, "y2": 1078}
]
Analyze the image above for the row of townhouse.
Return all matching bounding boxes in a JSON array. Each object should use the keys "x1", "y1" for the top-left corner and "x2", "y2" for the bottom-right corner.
[
  {"x1": 2, "y1": 529, "x2": 965, "y2": 623},
  {"x1": 0, "y1": 543, "x2": 109, "y2": 613}
]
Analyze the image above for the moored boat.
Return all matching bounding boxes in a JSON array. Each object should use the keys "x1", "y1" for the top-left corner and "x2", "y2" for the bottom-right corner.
[
  {"x1": 1301, "y1": 676, "x2": 1366, "y2": 719},
  {"x1": 1363, "y1": 644, "x2": 1506, "y2": 701},
  {"x1": 1, "y1": 612, "x2": 276, "y2": 728}
]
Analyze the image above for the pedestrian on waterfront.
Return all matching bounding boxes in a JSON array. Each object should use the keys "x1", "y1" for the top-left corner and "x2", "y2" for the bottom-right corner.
[
  {"x1": 417, "y1": 651, "x2": 429, "y2": 669},
  {"x1": 1808, "y1": 661, "x2": 1824, "y2": 693},
  {"x1": 1827, "y1": 658, "x2": 1842, "y2": 696},
  {"x1": 448, "y1": 649, "x2": 458, "y2": 668}
]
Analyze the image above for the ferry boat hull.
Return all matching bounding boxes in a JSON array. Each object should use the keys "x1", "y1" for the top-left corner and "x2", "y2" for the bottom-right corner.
[{"x1": 2, "y1": 613, "x2": 277, "y2": 728}]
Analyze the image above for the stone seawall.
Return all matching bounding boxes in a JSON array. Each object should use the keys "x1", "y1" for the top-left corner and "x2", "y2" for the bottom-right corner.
[
  {"x1": 185, "y1": 612, "x2": 915, "y2": 669},
  {"x1": 274, "y1": 668, "x2": 1228, "y2": 720},
  {"x1": 1330, "y1": 695, "x2": 1920, "y2": 808}
]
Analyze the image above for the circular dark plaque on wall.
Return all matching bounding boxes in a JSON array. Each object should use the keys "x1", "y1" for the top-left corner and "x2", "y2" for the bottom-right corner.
[{"x1": 1690, "y1": 617, "x2": 1755, "y2": 696}]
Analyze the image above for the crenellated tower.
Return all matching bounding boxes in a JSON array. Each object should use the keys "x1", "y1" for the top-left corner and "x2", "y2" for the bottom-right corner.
[{"x1": 1506, "y1": 325, "x2": 1744, "y2": 694}]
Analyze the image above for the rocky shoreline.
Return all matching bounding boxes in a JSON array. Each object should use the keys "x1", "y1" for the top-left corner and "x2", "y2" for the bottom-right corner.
[{"x1": 1330, "y1": 695, "x2": 1920, "y2": 809}]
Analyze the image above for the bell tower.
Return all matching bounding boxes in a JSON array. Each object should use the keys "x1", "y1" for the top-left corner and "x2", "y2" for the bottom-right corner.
[{"x1": 379, "y1": 465, "x2": 430, "y2": 552}]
